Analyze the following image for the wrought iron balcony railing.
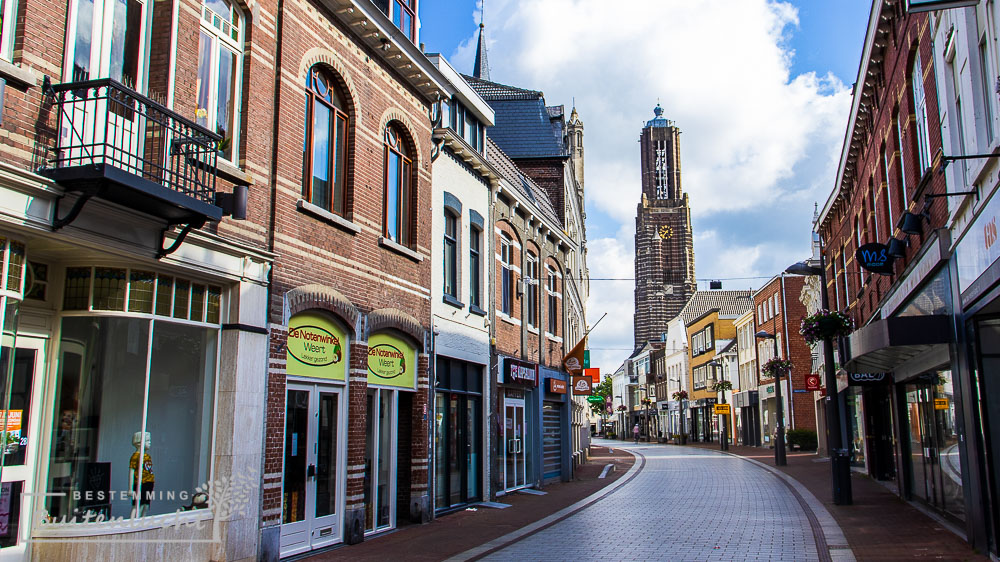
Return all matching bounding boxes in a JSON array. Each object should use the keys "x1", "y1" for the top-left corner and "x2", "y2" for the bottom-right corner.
[{"x1": 39, "y1": 78, "x2": 224, "y2": 227}]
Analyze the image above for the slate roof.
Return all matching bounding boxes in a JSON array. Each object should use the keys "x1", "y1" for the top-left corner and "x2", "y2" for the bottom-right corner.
[
  {"x1": 486, "y1": 138, "x2": 561, "y2": 226},
  {"x1": 463, "y1": 75, "x2": 567, "y2": 159},
  {"x1": 678, "y1": 290, "x2": 754, "y2": 326},
  {"x1": 718, "y1": 339, "x2": 738, "y2": 355}
]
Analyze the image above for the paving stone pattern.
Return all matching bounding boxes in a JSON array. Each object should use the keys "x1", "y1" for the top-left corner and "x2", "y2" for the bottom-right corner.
[{"x1": 484, "y1": 443, "x2": 820, "y2": 561}]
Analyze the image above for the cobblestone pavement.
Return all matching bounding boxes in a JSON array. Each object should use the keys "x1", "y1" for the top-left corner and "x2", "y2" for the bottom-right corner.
[{"x1": 482, "y1": 441, "x2": 823, "y2": 561}]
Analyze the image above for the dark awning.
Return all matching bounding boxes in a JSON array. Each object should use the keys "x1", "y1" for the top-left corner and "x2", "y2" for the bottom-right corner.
[{"x1": 844, "y1": 315, "x2": 951, "y2": 373}]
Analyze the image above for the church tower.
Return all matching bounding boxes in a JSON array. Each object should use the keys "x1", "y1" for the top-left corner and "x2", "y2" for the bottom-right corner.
[
  {"x1": 633, "y1": 104, "x2": 696, "y2": 347},
  {"x1": 567, "y1": 106, "x2": 584, "y2": 189}
]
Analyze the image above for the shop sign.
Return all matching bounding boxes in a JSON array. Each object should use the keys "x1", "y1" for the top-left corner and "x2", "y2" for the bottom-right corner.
[
  {"x1": 507, "y1": 358, "x2": 538, "y2": 386},
  {"x1": 287, "y1": 312, "x2": 346, "y2": 381},
  {"x1": 805, "y1": 374, "x2": 821, "y2": 391},
  {"x1": 571, "y1": 376, "x2": 593, "y2": 395},
  {"x1": 367, "y1": 333, "x2": 416, "y2": 389},
  {"x1": 935, "y1": 398, "x2": 949, "y2": 410},
  {"x1": 957, "y1": 189, "x2": 1000, "y2": 294},
  {"x1": 584, "y1": 367, "x2": 600, "y2": 383},
  {"x1": 660, "y1": 402, "x2": 670, "y2": 411},
  {"x1": 847, "y1": 372, "x2": 892, "y2": 386},
  {"x1": 549, "y1": 379, "x2": 567, "y2": 394},
  {"x1": 856, "y1": 243, "x2": 894, "y2": 275},
  {"x1": 714, "y1": 404, "x2": 731, "y2": 415}
]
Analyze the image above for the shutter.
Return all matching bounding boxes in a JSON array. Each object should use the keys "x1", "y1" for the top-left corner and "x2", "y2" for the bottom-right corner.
[{"x1": 542, "y1": 401, "x2": 562, "y2": 481}]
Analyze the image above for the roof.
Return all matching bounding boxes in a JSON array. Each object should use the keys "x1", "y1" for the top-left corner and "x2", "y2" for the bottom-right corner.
[
  {"x1": 486, "y1": 138, "x2": 562, "y2": 226},
  {"x1": 678, "y1": 290, "x2": 754, "y2": 326},
  {"x1": 646, "y1": 103, "x2": 675, "y2": 128},
  {"x1": 463, "y1": 75, "x2": 567, "y2": 159},
  {"x1": 718, "y1": 339, "x2": 738, "y2": 355},
  {"x1": 472, "y1": 23, "x2": 490, "y2": 81}
]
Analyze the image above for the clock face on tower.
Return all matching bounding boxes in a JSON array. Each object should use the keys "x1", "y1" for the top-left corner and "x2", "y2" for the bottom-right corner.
[{"x1": 658, "y1": 225, "x2": 674, "y2": 239}]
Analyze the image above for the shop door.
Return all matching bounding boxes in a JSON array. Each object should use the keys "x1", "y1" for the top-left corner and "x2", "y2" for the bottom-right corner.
[
  {"x1": 541, "y1": 402, "x2": 562, "y2": 482},
  {"x1": 280, "y1": 383, "x2": 344, "y2": 557},
  {"x1": 0, "y1": 338, "x2": 45, "y2": 556},
  {"x1": 434, "y1": 393, "x2": 481, "y2": 511},
  {"x1": 503, "y1": 397, "x2": 526, "y2": 491},
  {"x1": 364, "y1": 388, "x2": 396, "y2": 534},
  {"x1": 905, "y1": 374, "x2": 965, "y2": 523}
]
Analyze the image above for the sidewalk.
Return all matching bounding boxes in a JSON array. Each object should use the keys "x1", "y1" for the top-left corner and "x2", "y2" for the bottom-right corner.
[
  {"x1": 685, "y1": 441, "x2": 986, "y2": 561},
  {"x1": 304, "y1": 445, "x2": 634, "y2": 561}
]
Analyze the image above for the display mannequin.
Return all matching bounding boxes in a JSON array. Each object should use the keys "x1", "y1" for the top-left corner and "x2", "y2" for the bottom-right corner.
[{"x1": 129, "y1": 431, "x2": 154, "y2": 518}]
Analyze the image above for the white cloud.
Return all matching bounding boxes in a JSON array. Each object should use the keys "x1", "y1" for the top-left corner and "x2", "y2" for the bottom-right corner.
[{"x1": 450, "y1": 0, "x2": 852, "y2": 372}]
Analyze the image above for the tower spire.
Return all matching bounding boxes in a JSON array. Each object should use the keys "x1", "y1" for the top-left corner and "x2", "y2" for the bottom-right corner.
[{"x1": 473, "y1": 3, "x2": 490, "y2": 80}]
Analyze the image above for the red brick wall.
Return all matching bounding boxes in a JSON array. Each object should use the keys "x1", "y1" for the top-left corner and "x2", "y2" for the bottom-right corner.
[
  {"x1": 495, "y1": 219, "x2": 522, "y2": 357},
  {"x1": 819, "y1": 9, "x2": 947, "y2": 329},
  {"x1": 514, "y1": 158, "x2": 565, "y2": 227}
]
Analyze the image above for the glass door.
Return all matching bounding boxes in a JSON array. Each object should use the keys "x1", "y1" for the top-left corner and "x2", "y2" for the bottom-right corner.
[
  {"x1": 0, "y1": 338, "x2": 44, "y2": 556},
  {"x1": 503, "y1": 396, "x2": 526, "y2": 491},
  {"x1": 280, "y1": 383, "x2": 343, "y2": 557},
  {"x1": 364, "y1": 388, "x2": 396, "y2": 534}
]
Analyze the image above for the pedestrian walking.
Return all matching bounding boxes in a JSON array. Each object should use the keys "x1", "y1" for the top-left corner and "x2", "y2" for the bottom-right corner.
[{"x1": 633, "y1": 423, "x2": 640, "y2": 444}]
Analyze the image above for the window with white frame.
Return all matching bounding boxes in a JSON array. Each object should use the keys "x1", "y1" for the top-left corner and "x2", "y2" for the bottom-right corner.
[
  {"x1": 0, "y1": 0, "x2": 16, "y2": 61},
  {"x1": 470, "y1": 226, "x2": 481, "y2": 309},
  {"x1": 196, "y1": 0, "x2": 244, "y2": 163},
  {"x1": 980, "y1": 27, "x2": 995, "y2": 146},
  {"x1": 912, "y1": 52, "x2": 932, "y2": 172},
  {"x1": 546, "y1": 265, "x2": 558, "y2": 335},
  {"x1": 896, "y1": 111, "x2": 907, "y2": 204},
  {"x1": 500, "y1": 234, "x2": 513, "y2": 316},
  {"x1": 525, "y1": 251, "x2": 538, "y2": 328},
  {"x1": 443, "y1": 211, "x2": 458, "y2": 300}
]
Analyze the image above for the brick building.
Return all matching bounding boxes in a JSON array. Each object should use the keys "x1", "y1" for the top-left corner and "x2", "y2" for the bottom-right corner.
[
  {"x1": 816, "y1": 0, "x2": 959, "y2": 537},
  {"x1": 752, "y1": 275, "x2": 816, "y2": 445}
]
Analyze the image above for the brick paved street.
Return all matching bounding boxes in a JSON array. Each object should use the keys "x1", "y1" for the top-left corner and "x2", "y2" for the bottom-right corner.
[{"x1": 479, "y1": 440, "x2": 831, "y2": 561}]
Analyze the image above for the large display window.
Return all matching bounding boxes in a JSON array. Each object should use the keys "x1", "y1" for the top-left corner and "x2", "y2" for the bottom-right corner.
[{"x1": 44, "y1": 267, "x2": 221, "y2": 523}]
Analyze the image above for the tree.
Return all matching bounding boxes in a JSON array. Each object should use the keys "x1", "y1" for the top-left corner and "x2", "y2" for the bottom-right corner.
[{"x1": 590, "y1": 377, "x2": 613, "y2": 417}]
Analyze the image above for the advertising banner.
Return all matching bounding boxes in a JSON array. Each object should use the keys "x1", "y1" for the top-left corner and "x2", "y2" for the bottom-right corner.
[
  {"x1": 571, "y1": 376, "x2": 593, "y2": 395},
  {"x1": 286, "y1": 312, "x2": 346, "y2": 381},
  {"x1": 506, "y1": 358, "x2": 538, "y2": 386},
  {"x1": 367, "y1": 333, "x2": 417, "y2": 390}
]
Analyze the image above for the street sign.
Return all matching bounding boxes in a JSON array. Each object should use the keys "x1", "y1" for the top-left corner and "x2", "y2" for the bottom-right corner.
[
  {"x1": 935, "y1": 398, "x2": 949, "y2": 410},
  {"x1": 714, "y1": 404, "x2": 731, "y2": 415}
]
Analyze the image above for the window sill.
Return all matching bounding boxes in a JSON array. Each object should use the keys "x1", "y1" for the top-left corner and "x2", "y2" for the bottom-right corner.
[
  {"x1": 443, "y1": 294, "x2": 464, "y2": 309},
  {"x1": 215, "y1": 158, "x2": 253, "y2": 184},
  {"x1": 0, "y1": 59, "x2": 39, "y2": 89},
  {"x1": 498, "y1": 313, "x2": 521, "y2": 327},
  {"x1": 297, "y1": 199, "x2": 362, "y2": 235},
  {"x1": 545, "y1": 332, "x2": 563, "y2": 343},
  {"x1": 469, "y1": 304, "x2": 487, "y2": 316},
  {"x1": 379, "y1": 236, "x2": 423, "y2": 262}
]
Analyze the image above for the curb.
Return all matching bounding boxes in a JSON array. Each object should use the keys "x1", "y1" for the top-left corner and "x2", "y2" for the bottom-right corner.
[{"x1": 444, "y1": 448, "x2": 646, "y2": 561}]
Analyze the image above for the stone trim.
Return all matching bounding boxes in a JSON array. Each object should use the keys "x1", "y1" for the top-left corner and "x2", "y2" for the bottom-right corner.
[
  {"x1": 298, "y1": 47, "x2": 359, "y2": 114},
  {"x1": 368, "y1": 307, "x2": 426, "y2": 350},
  {"x1": 284, "y1": 284, "x2": 361, "y2": 333}
]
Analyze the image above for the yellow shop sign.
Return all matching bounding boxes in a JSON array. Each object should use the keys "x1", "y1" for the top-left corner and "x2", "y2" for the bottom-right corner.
[
  {"x1": 367, "y1": 333, "x2": 416, "y2": 389},
  {"x1": 286, "y1": 312, "x2": 346, "y2": 381}
]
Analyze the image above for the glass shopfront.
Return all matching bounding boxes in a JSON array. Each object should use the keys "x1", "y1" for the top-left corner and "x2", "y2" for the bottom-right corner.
[
  {"x1": 434, "y1": 357, "x2": 482, "y2": 512},
  {"x1": 846, "y1": 388, "x2": 866, "y2": 469},
  {"x1": 45, "y1": 268, "x2": 221, "y2": 522},
  {"x1": 903, "y1": 369, "x2": 964, "y2": 523}
]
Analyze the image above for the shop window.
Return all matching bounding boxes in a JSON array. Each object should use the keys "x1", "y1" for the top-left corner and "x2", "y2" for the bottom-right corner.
[
  {"x1": 383, "y1": 123, "x2": 413, "y2": 247},
  {"x1": 25, "y1": 262, "x2": 48, "y2": 302},
  {"x1": 303, "y1": 66, "x2": 349, "y2": 216},
  {"x1": 61, "y1": 267, "x2": 222, "y2": 323},
  {"x1": 196, "y1": 0, "x2": 243, "y2": 162},
  {"x1": 46, "y1": 315, "x2": 219, "y2": 521}
]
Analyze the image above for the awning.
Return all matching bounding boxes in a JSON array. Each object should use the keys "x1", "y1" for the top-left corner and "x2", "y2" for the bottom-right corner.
[{"x1": 844, "y1": 315, "x2": 951, "y2": 373}]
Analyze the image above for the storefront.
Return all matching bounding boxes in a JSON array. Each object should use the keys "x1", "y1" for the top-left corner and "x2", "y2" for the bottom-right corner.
[
  {"x1": 690, "y1": 398, "x2": 716, "y2": 443},
  {"x1": 539, "y1": 368, "x2": 568, "y2": 484},
  {"x1": 733, "y1": 390, "x2": 760, "y2": 447},
  {"x1": 759, "y1": 381, "x2": 788, "y2": 447},
  {"x1": 498, "y1": 358, "x2": 537, "y2": 493},
  {"x1": 0, "y1": 232, "x2": 270, "y2": 561},
  {"x1": 434, "y1": 357, "x2": 484, "y2": 513}
]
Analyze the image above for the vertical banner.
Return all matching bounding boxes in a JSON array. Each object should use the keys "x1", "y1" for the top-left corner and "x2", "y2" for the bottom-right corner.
[{"x1": 562, "y1": 336, "x2": 587, "y2": 375}]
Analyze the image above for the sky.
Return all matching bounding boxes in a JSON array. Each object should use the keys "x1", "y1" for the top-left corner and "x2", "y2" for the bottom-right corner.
[{"x1": 419, "y1": 0, "x2": 872, "y2": 374}]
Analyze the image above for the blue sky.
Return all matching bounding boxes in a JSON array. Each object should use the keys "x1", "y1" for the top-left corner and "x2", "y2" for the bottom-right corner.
[{"x1": 419, "y1": 0, "x2": 872, "y2": 370}]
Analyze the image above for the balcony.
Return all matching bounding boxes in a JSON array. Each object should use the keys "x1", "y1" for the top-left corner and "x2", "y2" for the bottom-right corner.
[{"x1": 39, "y1": 79, "x2": 224, "y2": 228}]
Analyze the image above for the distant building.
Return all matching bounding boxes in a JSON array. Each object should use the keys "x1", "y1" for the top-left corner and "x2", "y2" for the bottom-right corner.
[{"x1": 633, "y1": 105, "x2": 697, "y2": 347}]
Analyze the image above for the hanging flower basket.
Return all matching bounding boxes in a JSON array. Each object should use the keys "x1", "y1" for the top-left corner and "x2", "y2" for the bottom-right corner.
[
  {"x1": 641, "y1": 398, "x2": 653, "y2": 406},
  {"x1": 762, "y1": 358, "x2": 793, "y2": 378},
  {"x1": 616, "y1": 405, "x2": 627, "y2": 412},
  {"x1": 711, "y1": 380, "x2": 732, "y2": 393},
  {"x1": 671, "y1": 390, "x2": 688, "y2": 401},
  {"x1": 800, "y1": 309, "x2": 854, "y2": 346}
]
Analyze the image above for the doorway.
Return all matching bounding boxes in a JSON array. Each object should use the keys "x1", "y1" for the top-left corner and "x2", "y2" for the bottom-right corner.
[
  {"x1": 904, "y1": 370, "x2": 964, "y2": 523},
  {"x1": 503, "y1": 395, "x2": 527, "y2": 491},
  {"x1": 280, "y1": 383, "x2": 345, "y2": 557},
  {"x1": 364, "y1": 388, "x2": 396, "y2": 534},
  {"x1": 0, "y1": 337, "x2": 46, "y2": 556}
]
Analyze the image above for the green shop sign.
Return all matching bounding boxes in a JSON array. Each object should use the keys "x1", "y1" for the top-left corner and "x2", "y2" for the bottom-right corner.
[
  {"x1": 286, "y1": 312, "x2": 346, "y2": 381},
  {"x1": 367, "y1": 333, "x2": 416, "y2": 389}
]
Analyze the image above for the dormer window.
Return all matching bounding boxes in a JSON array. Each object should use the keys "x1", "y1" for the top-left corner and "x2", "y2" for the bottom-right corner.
[{"x1": 392, "y1": 0, "x2": 415, "y2": 42}]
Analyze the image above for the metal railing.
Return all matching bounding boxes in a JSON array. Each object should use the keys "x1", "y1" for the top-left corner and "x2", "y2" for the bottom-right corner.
[{"x1": 43, "y1": 78, "x2": 220, "y2": 206}]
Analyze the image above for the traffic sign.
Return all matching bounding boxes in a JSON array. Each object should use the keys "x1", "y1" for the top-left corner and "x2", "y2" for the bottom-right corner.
[
  {"x1": 714, "y1": 404, "x2": 731, "y2": 415},
  {"x1": 805, "y1": 374, "x2": 821, "y2": 391}
]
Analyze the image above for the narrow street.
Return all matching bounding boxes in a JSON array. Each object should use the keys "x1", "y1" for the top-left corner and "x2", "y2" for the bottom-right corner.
[{"x1": 474, "y1": 440, "x2": 843, "y2": 561}]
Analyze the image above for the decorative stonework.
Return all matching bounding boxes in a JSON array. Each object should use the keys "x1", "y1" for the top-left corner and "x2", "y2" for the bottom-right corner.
[
  {"x1": 284, "y1": 283, "x2": 361, "y2": 334},
  {"x1": 368, "y1": 307, "x2": 426, "y2": 350},
  {"x1": 297, "y1": 47, "x2": 359, "y2": 112}
]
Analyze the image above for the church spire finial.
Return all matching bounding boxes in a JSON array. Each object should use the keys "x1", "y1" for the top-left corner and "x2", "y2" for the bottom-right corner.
[{"x1": 473, "y1": 2, "x2": 490, "y2": 80}]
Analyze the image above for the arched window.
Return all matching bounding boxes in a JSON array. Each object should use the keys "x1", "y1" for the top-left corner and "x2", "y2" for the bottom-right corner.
[
  {"x1": 304, "y1": 66, "x2": 349, "y2": 215},
  {"x1": 525, "y1": 250, "x2": 538, "y2": 328},
  {"x1": 196, "y1": 0, "x2": 244, "y2": 162},
  {"x1": 384, "y1": 124, "x2": 413, "y2": 246}
]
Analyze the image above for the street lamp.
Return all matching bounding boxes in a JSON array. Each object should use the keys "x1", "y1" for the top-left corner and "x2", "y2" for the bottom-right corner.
[
  {"x1": 707, "y1": 360, "x2": 729, "y2": 451},
  {"x1": 786, "y1": 259, "x2": 853, "y2": 505},
  {"x1": 755, "y1": 330, "x2": 787, "y2": 466}
]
